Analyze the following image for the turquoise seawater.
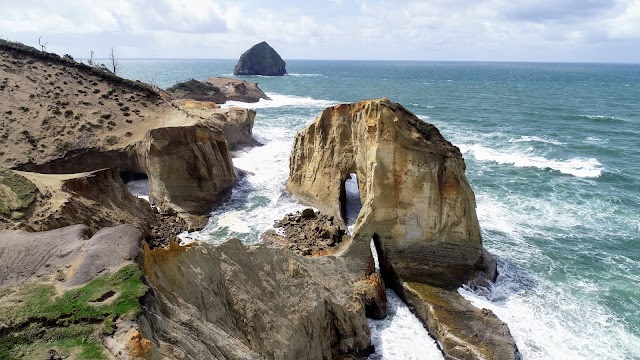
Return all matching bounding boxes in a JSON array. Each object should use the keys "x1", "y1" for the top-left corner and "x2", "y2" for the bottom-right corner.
[{"x1": 119, "y1": 60, "x2": 640, "y2": 359}]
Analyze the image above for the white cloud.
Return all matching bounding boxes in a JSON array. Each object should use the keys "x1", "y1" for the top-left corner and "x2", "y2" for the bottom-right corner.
[{"x1": 0, "y1": 0, "x2": 639, "y2": 62}]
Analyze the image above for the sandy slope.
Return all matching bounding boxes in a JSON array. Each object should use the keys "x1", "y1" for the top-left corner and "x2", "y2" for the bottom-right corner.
[{"x1": 0, "y1": 40, "x2": 188, "y2": 168}]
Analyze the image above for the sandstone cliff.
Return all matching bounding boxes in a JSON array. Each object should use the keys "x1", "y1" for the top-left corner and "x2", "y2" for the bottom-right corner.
[
  {"x1": 0, "y1": 167, "x2": 157, "y2": 234},
  {"x1": 233, "y1": 41, "x2": 287, "y2": 76},
  {"x1": 139, "y1": 239, "x2": 373, "y2": 359},
  {"x1": 141, "y1": 124, "x2": 236, "y2": 222},
  {"x1": 287, "y1": 98, "x2": 494, "y2": 288},
  {"x1": 286, "y1": 98, "x2": 519, "y2": 359},
  {"x1": 0, "y1": 39, "x2": 257, "y2": 221}
]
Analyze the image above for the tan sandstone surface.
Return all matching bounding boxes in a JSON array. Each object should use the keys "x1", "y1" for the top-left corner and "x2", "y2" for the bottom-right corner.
[
  {"x1": 286, "y1": 98, "x2": 520, "y2": 359},
  {"x1": 0, "y1": 39, "x2": 256, "y2": 222},
  {"x1": 139, "y1": 238, "x2": 374, "y2": 359}
]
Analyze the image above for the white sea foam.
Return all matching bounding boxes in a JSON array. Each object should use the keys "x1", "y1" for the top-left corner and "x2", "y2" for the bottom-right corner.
[
  {"x1": 458, "y1": 276, "x2": 640, "y2": 360},
  {"x1": 577, "y1": 114, "x2": 623, "y2": 122},
  {"x1": 125, "y1": 179, "x2": 150, "y2": 202},
  {"x1": 470, "y1": 183, "x2": 640, "y2": 360},
  {"x1": 509, "y1": 135, "x2": 564, "y2": 146},
  {"x1": 368, "y1": 289, "x2": 443, "y2": 360},
  {"x1": 223, "y1": 93, "x2": 337, "y2": 109},
  {"x1": 585, "y1": 136, "x2": 609, "y2": 145},
  {"x1": 368, "y1": 241, "x2": 443, "y2": 360},
  {"x1": 460, "y1": 144, "x2": 603, "y2": 178},
  {"x1": 287, "y1": 73, "x2": 325, "y2": 77}
]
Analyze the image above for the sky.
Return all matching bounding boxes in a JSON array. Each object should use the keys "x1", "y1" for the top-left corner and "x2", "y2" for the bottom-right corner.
[{"x1": 1, "y1": 0, "x2": 640, "y2": 63}]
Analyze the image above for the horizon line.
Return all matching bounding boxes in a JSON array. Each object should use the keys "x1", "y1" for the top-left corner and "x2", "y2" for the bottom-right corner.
[{"x1": 87, "y1": 58, "x2": 640, "y2": 65}]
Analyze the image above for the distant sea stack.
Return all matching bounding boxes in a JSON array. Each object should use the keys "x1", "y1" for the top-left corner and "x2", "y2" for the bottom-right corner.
[{"x1": 234, "y1": 41, "x2": 287, "y2": 76}]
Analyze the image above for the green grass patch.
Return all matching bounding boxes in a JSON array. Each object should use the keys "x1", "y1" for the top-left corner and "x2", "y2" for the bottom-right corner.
[
  {"x1": 0, "y1": 167, "x2": 37, "y2": 215},
  {"x1": 0, "y1": 264, "x2": 147, "y2": 359}
]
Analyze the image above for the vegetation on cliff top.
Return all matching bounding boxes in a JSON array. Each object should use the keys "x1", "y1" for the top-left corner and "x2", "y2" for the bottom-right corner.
[
  {"x1": 0, "y1": 168, "x2": 37, "y2": 216},
  {"x1": 0, "y1": 264, "x2": 148, "y2": 359}
]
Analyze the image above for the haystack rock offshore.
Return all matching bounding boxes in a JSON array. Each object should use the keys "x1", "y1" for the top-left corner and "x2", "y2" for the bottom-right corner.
[
  {"x1": 0, "y1": 38, "x2": 519, "y2": 360},
  {"x1": 233, "y1": 41, "x2": 287, "y2": 76}
]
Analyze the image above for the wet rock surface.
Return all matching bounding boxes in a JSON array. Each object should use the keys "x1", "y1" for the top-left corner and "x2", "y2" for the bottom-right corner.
[{"x1": 261, "y1": 208, "x2": 346, "y2": 256}]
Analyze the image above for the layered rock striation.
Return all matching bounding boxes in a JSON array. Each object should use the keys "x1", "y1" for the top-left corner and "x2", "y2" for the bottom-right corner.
[
  {"x1": 287, "y1": 98, "x2": 494, "y2": 288},
  {"x1": 140, "y1": 239, "x2": 373, "y2": 359},
  {"x1": 141, "y1": 124, "x2": 235, "y2": 219},
  {"x1": 233, "y1": 41, "x2": 287, "y2": 76},
  {"x1": 286, "y1": 98, "x2": 519, "y2": 359}
]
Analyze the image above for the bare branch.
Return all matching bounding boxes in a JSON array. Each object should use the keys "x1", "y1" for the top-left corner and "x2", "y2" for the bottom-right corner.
[
  {"x1": 38, "y1": 36, "x2": 48, "y2": 51},
  {"x1": 109, "y1": 47, "x2": 119, "y2": 75}
]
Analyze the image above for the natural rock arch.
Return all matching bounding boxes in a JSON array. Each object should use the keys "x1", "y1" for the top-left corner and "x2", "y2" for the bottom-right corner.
[{"x1": 287, "y1": 98, "x2": 495, "y2": 289}]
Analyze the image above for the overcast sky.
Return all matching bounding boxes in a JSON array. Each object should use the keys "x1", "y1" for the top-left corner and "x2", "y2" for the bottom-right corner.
[{"x1": 1, "y1": 0, "x2": 639, "y2": 62}]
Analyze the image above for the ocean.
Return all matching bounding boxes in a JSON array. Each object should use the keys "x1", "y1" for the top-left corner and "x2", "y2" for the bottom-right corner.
[{"x1": 119, "y1": 59, "x2": 640, "y2": 360}]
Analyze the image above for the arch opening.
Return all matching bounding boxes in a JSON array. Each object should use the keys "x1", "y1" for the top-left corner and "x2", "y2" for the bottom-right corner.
[{"x1": 341, "y1": 173, "x2": 362, "y2": 232}]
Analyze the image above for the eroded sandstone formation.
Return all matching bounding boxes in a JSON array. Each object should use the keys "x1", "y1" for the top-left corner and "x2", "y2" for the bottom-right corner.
[
  {"x1": 287, "y1": 98, "x2": 519, "y2": 359},
  {"x1": 0, "y1": 40, "x2": 257, "y2": 221},
  {"x1": 141, "y1": 124, "x2": 235, "y2": 222},
  {"x1": 205, "y1": 77, "x2": 271, "y2": 103},
  {"x1": 1, "y1": 167, "x2": 157, "y2": 234},
  {"x1": 139, "y1": 239, "x2": 374, "y2": 359},
  {"x1": 233, "y1": 41, "x2": 287, "y2": 76},
  {"x1": 167, "y1": 77, "x2": 270, "y2": 104},
  {"x1": 287, "y1": 98, "x2": 495, "y2": 288}
]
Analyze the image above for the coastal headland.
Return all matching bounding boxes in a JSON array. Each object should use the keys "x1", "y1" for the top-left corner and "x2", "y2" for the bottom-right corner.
[{"x1": 0, "y1": 39, "x2": 519, "y2": 359}]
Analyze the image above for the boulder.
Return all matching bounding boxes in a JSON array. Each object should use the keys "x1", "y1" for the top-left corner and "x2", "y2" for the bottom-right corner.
[
  {"x1": 233, "y1": 41, "x2": 287, "y2": 76},
  {"x1": 139, "y1": 239, "x2": 374, "y2": 359}
]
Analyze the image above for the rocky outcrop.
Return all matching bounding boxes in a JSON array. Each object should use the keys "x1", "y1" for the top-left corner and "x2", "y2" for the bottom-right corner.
[
  {"x1": 139, "y1": 239, "x2": 374, "y2": 359},
  {"x1": 167, "y1": 78, "x2": 269, "y2": 104},
  {"x1": 140, "y1": 124, "x2": 235, "y2": 222},
  {"x1": 261, "y1": 208, "x2": 347, "y2": 256},
  {"x1": 175, "y1": 100, "x2": 259, "y2": 149},
  {"x1": 1, "y1": 40, "x2": 249, "y2": 222},
  {"x1": 287, "y1": 98, "x2": 494, "y2": 288},
  {"x1": 403, "y1": 283, "x2": 521, "y2": 360},
  {"x1": 233, "y1": 41, "x2": 287, "y2": 76},
  {"x1": 1, "y1": 168, "x2": 157, "y2": 234},
  {"x1": 286, "y1": 98, "x2": 517, "y2": 359},
  {"x1": 166, "y1": 79, "x2": 226, "y2": 103},
  {"x1": 205, "y1": 77, "x2": 270, "y2": 103}
]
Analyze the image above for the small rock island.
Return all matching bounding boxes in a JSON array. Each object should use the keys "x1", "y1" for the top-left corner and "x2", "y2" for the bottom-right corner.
[{"x1": 233, "y1": 41, "x2": 287, "y2": 76}]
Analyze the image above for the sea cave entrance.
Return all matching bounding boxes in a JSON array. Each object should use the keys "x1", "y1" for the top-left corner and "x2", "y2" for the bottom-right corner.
[
  {"x1": 121, "y1": 171, "x2": 150, "y2": 201},
  {"x1": 341, "y1": 173, "x2": 362, "y2": 231}
]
